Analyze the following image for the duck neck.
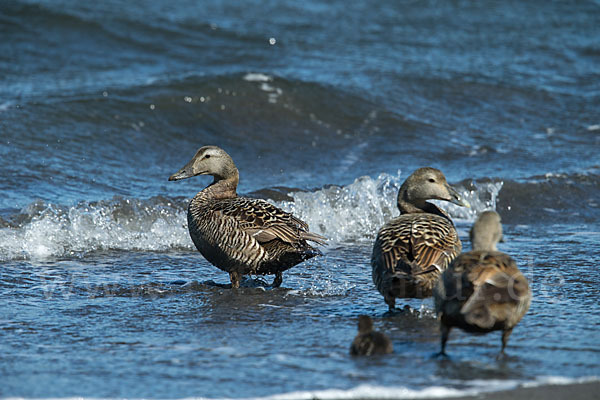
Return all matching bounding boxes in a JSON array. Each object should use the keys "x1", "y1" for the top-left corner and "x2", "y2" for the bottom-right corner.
[
  {"x1": 397, "y1": 187, "x2": 451, "y2": 221},
  {"x1": 199, "y1": 170, "x2": 239, "y2": 200},
  {"x1": 472, "y1": 238, "x2": 498, "y2": 252},
  {"x1": 397, "y1": 185, "x2": 428, "y2": 214}
]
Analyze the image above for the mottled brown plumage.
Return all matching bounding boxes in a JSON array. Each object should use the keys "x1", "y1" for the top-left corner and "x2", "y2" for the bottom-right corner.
[
  {"x1": 434, "y1": 211, "x2": 531, "y2": 357},
  {"x1": 372, "y1": 167, "x2": 469, "y2": 311},
  {"x1": 169, "y1": 146, "x2": 326, "y2": 288},
  {"x1": 350, "y1": 315, "x2": 393, "y2": 356}
]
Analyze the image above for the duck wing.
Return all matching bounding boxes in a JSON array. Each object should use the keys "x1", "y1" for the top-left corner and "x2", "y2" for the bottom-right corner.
[
  {"x1": 214, "y1": 197, "x2": 326, "y2": 246},
  {"x1": 460, "y1": 252, "x2": 531, "y2": 329},
  {"x1": 376, "y1": 214, "x2": 461, "y2": 276}
]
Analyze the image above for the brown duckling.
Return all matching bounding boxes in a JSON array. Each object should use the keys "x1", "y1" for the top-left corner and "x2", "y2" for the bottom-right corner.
[
  {"x1": 350, "y1": 315, "x2": 393, "y2": 356},
  {"x1": 169, "y1": 146, "x2": 326, "y2": 288},
  {"x1": 371, "y1": 167, "x2": 470, "y2": 311},
  {"x1": 434, "y1": 211, "x2": 531, "y2": 358}
]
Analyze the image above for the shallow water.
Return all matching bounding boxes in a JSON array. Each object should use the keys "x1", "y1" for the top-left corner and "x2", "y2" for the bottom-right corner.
[{"x1": 1, "y1": 0, "x2": 599, "y2": 398}]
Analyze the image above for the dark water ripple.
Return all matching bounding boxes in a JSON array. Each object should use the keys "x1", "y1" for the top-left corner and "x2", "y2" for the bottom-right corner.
[
  {"x1": 2, "y1": 0, "x2": 600, "y2": 398},
  {"x1": 1, "y1": 225, "x2": 599, "y2": 398}
]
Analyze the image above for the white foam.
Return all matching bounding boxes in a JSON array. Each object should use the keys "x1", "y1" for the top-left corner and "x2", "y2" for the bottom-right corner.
[
  {"x1": 275, "y1": 172, "x2": 402, "y2": 244},
  {"x1": 242, "y1": 73, "x2": 282, "y2": 102},
  {"x1": 587, "y1": 124, "x2": 600, "y2": 131},
  {"x1": 0, "y1": 174, "x2": 503, "y2": 261},
  {"x1": 275, "y1": 172, "x2": 503, "y2": 244},
  {"x1": 0, "y1": 197, "x2": 192, "y2": 261},
  {"x1": 434, "y1": 180, "x2": 503, "y2": 222},
  {"x1": 261, "y1": 384, "x2": 471, "y2": 400},
  {"x1": 216, "y1": 376, "x2": 599, "y2": 400},
  {"x1": 0, "y1": 101, "x2": 13, "y2": 112},
  {"x1": 521, "y1": 375, "x2": 598, "y2": 387},
  {"x1": 243, "y1": 73, "x2": 273, "y2": 82},
  {"x1": 287, "y1": 275, "x2": 356, "y2": 297}
]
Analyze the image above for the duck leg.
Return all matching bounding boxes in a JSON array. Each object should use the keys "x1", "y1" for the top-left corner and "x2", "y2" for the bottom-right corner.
[
  {"x1": 435, "y1": 324, "x2": 451, "y2": 358},
  {"x1": 229, "y1": 271, "x2": 241, "y2": 289},
  {"x1": 497, "y1": 328, "x2": 513, "y2": 359},
  {"x1": 271, "y1": 272, "x2": 283, "y2": 288},
  {"x1": 385, "y1": 295, "x2": 396, "y2": 312}
]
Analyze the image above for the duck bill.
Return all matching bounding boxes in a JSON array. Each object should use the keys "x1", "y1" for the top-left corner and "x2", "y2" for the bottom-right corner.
[
  {"x1": 446, "y1": 184, "x2": 470, "y2": 208},
  {"x1": 168, "y1": 160, "x2": 196, "y2": 181}
]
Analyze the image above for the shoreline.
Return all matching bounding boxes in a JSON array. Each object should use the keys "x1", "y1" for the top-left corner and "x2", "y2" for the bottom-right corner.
[
  {"x1": 1, "y1": 380, "x2": 598, "y2": 400},
  {"x1": 417, "y1": 381, "x2": 600, "y2": 400}
]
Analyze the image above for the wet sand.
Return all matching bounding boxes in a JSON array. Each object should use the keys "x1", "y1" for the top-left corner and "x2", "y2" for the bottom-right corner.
[{"x1": 418, "y1": 381, "x2": 600, "y2": 400}]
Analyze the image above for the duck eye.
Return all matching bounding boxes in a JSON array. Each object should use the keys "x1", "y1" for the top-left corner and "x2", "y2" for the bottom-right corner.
[
  {"x1": 428, "y1": 178, "x2": 435, "y2": 183},
  {"x1": 204, "y1": 154, "x2": 211, "y2": 159}
]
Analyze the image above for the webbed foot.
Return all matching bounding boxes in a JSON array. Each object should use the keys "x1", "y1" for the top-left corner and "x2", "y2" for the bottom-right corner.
[{"x1": 271, "y1": 272, "x2": 283, "y2": 288}]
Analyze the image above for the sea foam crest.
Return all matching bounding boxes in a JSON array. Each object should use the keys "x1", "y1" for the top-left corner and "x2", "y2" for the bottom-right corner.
[
  {"x1": 0, "y1": 174, "x2": 502, "y2": 261},
  {"x1": 243, "y1": 72, "x2": 273, "y2": 82},
  {"x1": 0, "y1": 196, "x2": 192, "y2": 261},
  {"x1": 276, "y1": 172, "x2": 403, "y2": 243},
  {"x1": 276, "y1": 172, "x2": 503, "y2": 243}
]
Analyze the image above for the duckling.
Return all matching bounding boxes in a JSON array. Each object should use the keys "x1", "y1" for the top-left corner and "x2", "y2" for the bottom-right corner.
[
  {"x1": 169, "y1": 146, "x2": 326, "y2": 288},
  {"x1": 371, "y1": 167, "x2": 469, "y2": 311},
  {"x1": 350, "y1": 315, "x2": 393, "y2": 356},
  {"x1": 434, "y1": 211, "x2": 531, "y2": 358}
]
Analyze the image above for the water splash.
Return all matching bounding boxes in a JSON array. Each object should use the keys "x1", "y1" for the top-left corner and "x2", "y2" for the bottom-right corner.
[
  {"x1": 287, "y1": 272, "x2": 356, "y2": 298},
  {"x1": 0, "y1": 196, "x2": 191, "y2": 261},
  {"x1": 0, "y1": 174, "x2": 503, "y2": 261},
  {"x1": 277, "y1": 172, "x2": 503, "y2": 243},
  {"x1": 439, "y1": 180, "x2": 504, "y2": 222},
  {"x1": 276, "y1": 171, "x2": 403, "y2": 243}
]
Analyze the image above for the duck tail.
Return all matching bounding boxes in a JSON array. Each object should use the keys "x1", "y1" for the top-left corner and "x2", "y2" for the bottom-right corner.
[{"x1": 301, "y1": 231, "x2": 328, "y2": 246}]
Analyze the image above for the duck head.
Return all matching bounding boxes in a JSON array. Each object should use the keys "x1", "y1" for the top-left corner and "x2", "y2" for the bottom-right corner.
[
  {"x1": 397, "y1": 167, "x2": 470, "y2": 212},
  {"x1": 357, "y1": 315, "x2": 374, "y2": 334},
  {"x1": 470, "y1": 210, "x2": 503, "y2": 251},
  {"x1": 168, "y1": 146, "x2": 239, "y2": 182}
]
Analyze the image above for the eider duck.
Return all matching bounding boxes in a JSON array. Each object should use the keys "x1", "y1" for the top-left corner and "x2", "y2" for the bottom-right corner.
[
  {"x1": 433, "y1": 211, "x2": 531, "y2": 358},
  {"x1": 169, "y1": 146, "x2": 326, "y2": 288},
  {"x1": 350, "y1": 315, "x2": 393, "y2": 356},
  {"x1": 371, "y1": 167, "x2": 469, "y2": 311}
]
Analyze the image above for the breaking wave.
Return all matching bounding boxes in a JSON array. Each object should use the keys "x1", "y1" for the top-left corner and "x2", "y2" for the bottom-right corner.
[
  {"x1": 0, "y1": 172, "x2": 501, "y2": 262},
  {"x1": 276, "y1": 171, "x2": 502, "y2": 243},
  {"x1": 0, "y1": 196, "x2": 190, "y2": 261}
]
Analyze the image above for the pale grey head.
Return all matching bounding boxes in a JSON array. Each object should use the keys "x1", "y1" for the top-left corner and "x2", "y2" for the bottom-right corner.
[
  {"x1": 397, "y1": 167, "x2": 470, "y2": 213},
  {"x1": 470, "y1": 210, "x2": 503, "y2": 251},
  {"x1": 168, "y1": 146, "x2": 239, "y2": 183}
]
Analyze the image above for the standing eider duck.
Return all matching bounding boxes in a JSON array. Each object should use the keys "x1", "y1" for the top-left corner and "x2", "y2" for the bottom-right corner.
[
  {"x1": 371, "y1": 167, "x2": 470, "y2": 311},
  {"x1": 350, "y1": 315, "x2": 393, "y2": 356},
  {"x1": 169, "y1": 146, "x2": 326, "y2": 288},
  {"x1": 433, "y1": 211, "x2": 531, "y2": 358}
]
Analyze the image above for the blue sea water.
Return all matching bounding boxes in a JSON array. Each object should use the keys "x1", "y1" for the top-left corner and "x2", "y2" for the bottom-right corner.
[{"x1": 1, "y1": 0, "x2": 599, "y2": 398}]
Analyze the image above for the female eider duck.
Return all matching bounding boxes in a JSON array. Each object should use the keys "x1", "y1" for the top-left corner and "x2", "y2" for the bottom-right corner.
[
  {"x1": 371, "y1": 167, "x2": 469, "y2": 311},
  {"x1": 169, "y1": 146, "x2": 326, "y2": 288},
  {"x1": 433, "y1": 211, "x2": 531, "y2": 358},
  {"x1": 350, "y1": 315, "x2": 393, "y2": 356}
]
